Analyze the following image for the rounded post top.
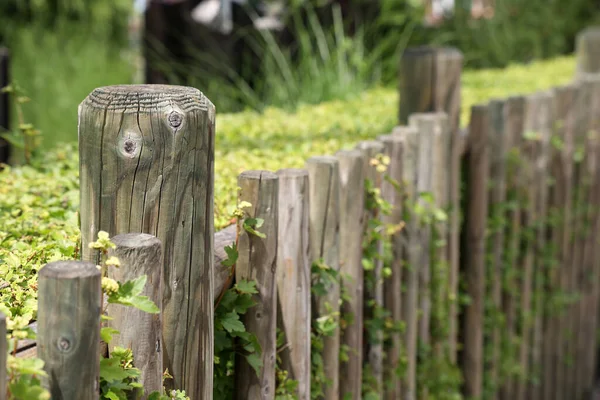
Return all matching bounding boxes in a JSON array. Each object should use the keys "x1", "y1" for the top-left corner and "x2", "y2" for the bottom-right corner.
[
  {"x1": 39, "y1": 261, "x2": 100, "y2": 279},
  {"x1": 355, "y1": 140, "x2": 384, "y2": 152},
  {"x1": 111, "y1": 232, "x2": 162, "y2": 250},
  {"x1": 335, "y1": 148, "x2": 364, "y2": 160},
  {"x1": 239, "y1": 170, "x2": 278, "y2": 181},
  {"x1": 276, "y1": 168, "x2": 309, "y2": 178},
  {"x1": 81, "y1": 84, "x2": 214, "y2": 113},
  {"x1": 305, "y1": 155, "x2": 339, "y2": 166}
]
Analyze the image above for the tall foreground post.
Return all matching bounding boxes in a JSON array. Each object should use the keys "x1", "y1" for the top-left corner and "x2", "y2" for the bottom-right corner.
[
  {"x1": 78, "y1": 84, "x2": 215, "y2": 398},
  {"x1": 399, "y1": 46, "x2": 463, "y2": 360},
  {"x1": 235, "y1": 170, "x2": 279, "y2": 400},
  {"x1": 38, "y1": 261, "x2": 101, "y2": 399}
]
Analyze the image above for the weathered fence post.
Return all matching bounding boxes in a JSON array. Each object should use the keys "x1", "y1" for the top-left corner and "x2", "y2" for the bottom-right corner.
[
  {"x1": 399, "y1": 47, "x2": 463, "y2": 361},
  {"x1": 0, "y1": 47, "x2": 10, "y2": 165},
  {"x1": 335, "y1": 149, "x2": 365, "y2": 400},
  {"x1": 38, "y1": 261, "x2": 101, "y2": 399},
  {"x1": 462, "y1": 105, "x2": 490, "y2": 399},
  {"x1": 576, "y1": 27, "x2": 600, "y2": 78},
  {"x1": 235, "y1": 170, "x2": 279, "y2": 400},
  {"x1": 355, "y1": 141, "x2": 385, "y2": 393},
  {"x1": 392, "y1": 125, "x2": 419, "y2": 400},
  {"x1": 107, "y1": 233, "x2": 163, "y2": 397},
  {"x1": 521, "y1": 91, "x2": 552, "y2": 400},
  {"x1": 276, "y1": 168, "x2": 311, "y2": 400},
  {"x1": 487, "y1": 99, "x2": 508, "y2": 399},
  {"x1": 78, "y1": 84, "x2": 215, "y2": 397},
  {"x1": 499, "y1": 95, "x2": 526, "y2": 400},
  {"x1": 0, "y1": 311, "x2": 6, "y2": 400},
  {"x1": 377, "y1": 133, "x2": 404, "y2": 400},
  {"x1": 305, "y1": 156, "x2": 340, "y2": 400}
]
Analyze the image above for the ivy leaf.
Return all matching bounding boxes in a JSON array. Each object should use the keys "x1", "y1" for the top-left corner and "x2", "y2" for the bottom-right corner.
[
  {"x1": 235, "y1": 280, "x2": 258, "y2": 295},
  {"x1": 220, "y1": 311, "x2": 245, "y2": 333},
  {"x1": 245, "y1": 352, "x2": 263, "y2": 376},
  {"x1": 243, "y1": 218, "x2": 267, "y2": 238},
  {"x1": 107, "y1": 275, "x2": 160, "y2": 314},
  {"x1": 222, "y1": 244, "x2": 238, "y2": 267},
  {"x1": 99, "y1": 358, "x2": 131, "y2": 382},
  {"x1": 104, "y1": 390, "x2": 121, "y2": 400},
  {"x1": 101, "y1": 327, "x2": 120, "y2": 343}
]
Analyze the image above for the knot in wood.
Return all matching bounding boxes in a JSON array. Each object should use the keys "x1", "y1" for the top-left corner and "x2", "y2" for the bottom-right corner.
[
  {"x1": 123, "y1": 139, "x2": 137, "y2": 155},
  {"x1": 168, "y1": 111, "x2": 183, "y2": 128},
  {"x1": 57, "y1": 337, "x2": 72, "y2": 353}
]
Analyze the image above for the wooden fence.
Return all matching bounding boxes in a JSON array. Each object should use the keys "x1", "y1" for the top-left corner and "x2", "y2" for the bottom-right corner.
[{"x1": 4, "y1": 27, "x2": 600, "y2": 400}]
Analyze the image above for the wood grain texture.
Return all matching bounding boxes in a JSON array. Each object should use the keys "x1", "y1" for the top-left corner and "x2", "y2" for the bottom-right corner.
[
  {"x1": 78, "y1": 84, "x2": 215, "y2": 399},
  {"x1": 335, "y1": 149, "x2": 365, "y2": 400},
  {"x1": 549, "y1": 84, "x2": 577, "y2": 400},
  {"x1": 355, "y1": 140, "x2": 385, "y2": 393},
  {"x1": 565, "y1": 81, "x2": 590, "y2": 397},
  {"x1": 576, "y1": 27, "x2": 600, "y2": 77},
  {"x1": 499, "y1": 95, "x2": 526, "y2": 400},
  {"x1": 392, "y1": 125, "x2": 419, "y2": 400},
  {"x1": 487, "y1": 99, "x2": 507, "y2": 399},
  {"x1": 378, "y1": 133, "x2": 404, "y2": 400},
  {"x1": 275, "y1": 168, "x2": 311, "y2": 400},
  {"x1": 38, "y1": 261, "x2": 101, "y2": 399},
  {"x1": 462, "y1": 105, "x2": 490, "y2": 399},
  {"x1": 305, "y1": 156, "x2": 341, "y2": 400},
  {"x1": 526, "y1": 91, "x2": 553, "y2": 400},
  {"x1": 582, "y1": 76, "x2": 600, "y2": 396},
  {"x1": 0, "y1": 312, "x2": 5, "y2": 400},
  {"x1": 428, "y1": 113, "x2": 452, "y2": 361},
  {"x1": 235, "y1": 170, "x2": 279, "y2": 400},
  {"x1": 398, "y1": 51, "x2": 463, "y2": 364},
  {"x1": 399, "y1": 47, "x2": 463, "y2": 132},
  {"x1": 107, "y1": 233, "x2": 163, "y2": 398},
  {"x1": 572, "y1": 78, "x2": 597, "y2": 400},
  {"x1": 408, "y1": 115, "x2": 435, "y2": 379}
]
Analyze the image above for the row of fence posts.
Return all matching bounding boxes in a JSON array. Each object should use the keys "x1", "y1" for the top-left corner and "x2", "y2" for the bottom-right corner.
[{"x1": 3, "y1": 25, "x2": 600, "y2": 400}]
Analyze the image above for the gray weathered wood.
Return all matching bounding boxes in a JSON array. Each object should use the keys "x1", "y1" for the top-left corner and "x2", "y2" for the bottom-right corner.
[
  {"x1": 462, "y1": 105, "x2": 490, "y2": 399},
  {"x1": 487, "y1": 99, "x2": 508, "y2": 399},
  {"x1": 38, "y1": 261, "x2": 101, "y2": 399},
  {"x1": 428, "y1": 113, "x2": 452, "y2": 361},
  {"x1": 499, "y1": 95, "x2": 526, "y2": 400},
  {"x1": 398, "y1": 51, "x2": 463, "y2": 363},
  {"x1": 378, "y1": 133, "x2": 404, "y2": 400},
  {"x1": 582, "y1": 76, "x2": 600, "y2": 395},
  {"x1": 526, "y1": 91, "x2": 554, "y2": 400},
  {"x1": 399, "y1": 47, "x2": 463, "y2": 132},
  {"x1": 276, "y1": 168, "x2": 311, "y2": 400},
  {"x1": 335, "y1": 149, "x2": 365, "y2": 400},
  {"x1": 78, "y1": 84, "x2": 215, "y2": 398},
  {"x1": 576, "y1": 27, "x2": 600, "y2": 78},
  {"x1": 408, "y1": 114, "x2": 435, "y2": 368},
  {"x1": 0, "y1": 312, "x2": 6, "y2": 400},
  {"x1": 235, "y1": 170, "x2": 279, "y2": 400},
  {"x1": 305, "y1": 156, "x2": 340, "y2": 400},
  {"x1": 107, "y1": 233, "x2": 163, "y2": 398},
  {"x1": 355, "y1": 141, "x2": 385, "y2": 393},
  {"x1": 392, "y1": 125, "x2": 419, "y2": 400}
]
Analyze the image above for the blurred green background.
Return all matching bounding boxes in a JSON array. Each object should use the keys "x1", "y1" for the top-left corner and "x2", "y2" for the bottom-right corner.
[{"x1": 1, "y1": 0, "x2": 600, "y2": 149}]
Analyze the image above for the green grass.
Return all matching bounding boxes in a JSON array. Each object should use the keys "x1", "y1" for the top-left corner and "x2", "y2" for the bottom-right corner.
[{"x1": 7, "y1": 23, "x2": 134, "y2": 148}]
